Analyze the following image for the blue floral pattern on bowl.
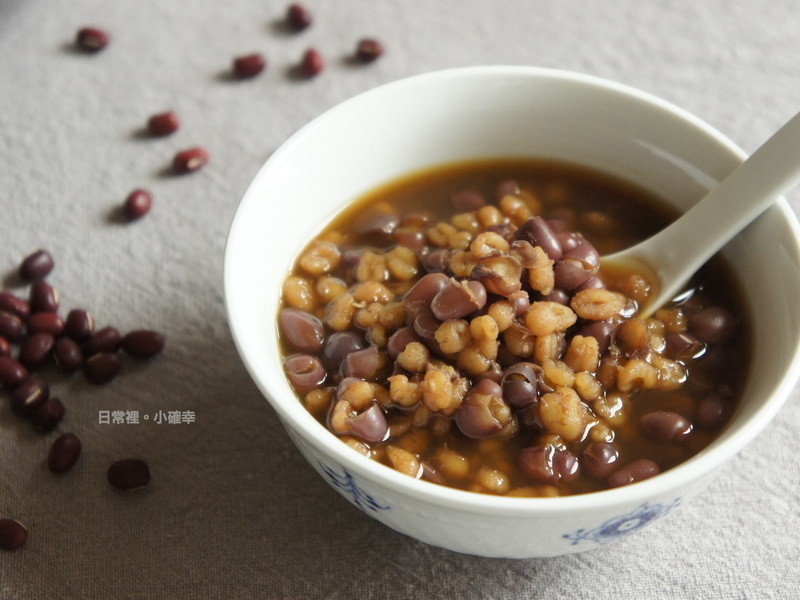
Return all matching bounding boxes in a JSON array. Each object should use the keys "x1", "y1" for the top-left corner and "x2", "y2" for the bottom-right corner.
[
  {"x1": 563, "y1": 498, "x2": 681, "y2": 545},
  {"x1": 319, "y1": 461, "x2": 390, "y2": 513}
]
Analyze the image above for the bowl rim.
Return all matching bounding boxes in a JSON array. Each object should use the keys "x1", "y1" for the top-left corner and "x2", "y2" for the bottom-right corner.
[{"x1": 224, "y1": 65, "x2": 800, "y2": 515}]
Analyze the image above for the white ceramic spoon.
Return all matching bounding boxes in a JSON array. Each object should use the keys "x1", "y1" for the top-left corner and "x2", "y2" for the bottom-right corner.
[{"x1": 602, "y1": 110, "x2": 800, "y2": 317}]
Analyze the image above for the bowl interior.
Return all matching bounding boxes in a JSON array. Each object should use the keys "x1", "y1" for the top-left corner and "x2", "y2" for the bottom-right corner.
[{"x1": 225, "y1": 67, "x2": 800, "y2": 506}]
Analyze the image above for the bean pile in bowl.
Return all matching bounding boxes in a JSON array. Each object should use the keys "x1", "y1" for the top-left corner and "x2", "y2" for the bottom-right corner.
[{"x1": 278, "y1": 159, "x2": 749, "y2": 497}]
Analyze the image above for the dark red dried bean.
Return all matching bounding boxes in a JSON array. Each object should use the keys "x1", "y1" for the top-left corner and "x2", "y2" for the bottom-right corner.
[
  {"x1": 287, "y1": 3, "x2": 312, "y2": 30},
  {"x1": 455, "y1": 379, "x2": 506, "y2": 439},
  {"x1": 451, "y1": 190, "x2": 485, "y2": 212},
  {"x1": 607, "y1": 459, "x2": 660, "y2": 488},
  {"x1": 108, "y1": 459, "x2": 150, "y2": 491},
  {"x1": 582, "y1": 441, "x2": 621, "y2": 479},
  {"x1": 664, "y1": 332, "x2": 705, "y2": 361},
  {"x1": 0, "y1": 519, "x2": 28, "y2": 551},
  {"x1": 421, "y1": 248, "x2": 451, "y2": 274},
  {"x1": 501, "y1": 362, "x2": 540, "y2": 408},
  {"x1": 403, "y1": 273, "x2": 449, "y2": 319},
  {"x1": 518, "y1": 445, "x2": 578, "y2": 484},
  {"x1": 233, "y1": 53, "x2": 266, "y2": 78},
  {"x1": 0, "y1": 312, "x2": 24, "y2": 342},
  {"x1": 147, "y1": 111, "x2": 179, "y2": 136},
  {"x1": 123, "y1": 189, "x2": 153, "y2": 220},
  {"x1": 173, "y1": 147, "x2": 210, "y2": 174},
  {"x1": 553, "y1": 258, "x2": 594, "y2": 291},
  {"x1": 393, "y1": 230, "x2": 426, "y2": 252},
  {"x1": 283, "y1": 354, "x2": 326, "y2": 393},
  {"x1": 431, "y1": 279, "x2": 486, "y2": 320},
  {"x1": 580, "y1": 319, "x2": 617, "y2": 353},
  {"x1": 32, "y1": 397, "x2": 65, "y2": 432},
  {"x1": 345, "y1": 404, "x2": 388, "y2": 443},
  {"x1": 640, "y1": 411, "x2": 693, "y2": 443},
  {"x1": 516, "y1": 217, "x2": 562, "y2": 260},
  {"x1": 83, "y1": 326, "x2": 122, "y2": 356},
  {"x1": 322, "y1": 332, "x2": 364, "y2": 368},
  {"x1": 121, "y1": 330, "x2": 165, "y2": 358},
  {"x1": 18, "y1": 333, "x2": 55, "y2": 370},
  {"x1": 65, "y1": 309, "x2": 94, "y2": 342},
  {"x1": 696, "y1": 396, "x2": 732, "y2": 430},
  {"x1": 301, "y1": 47, "x2": 324, "y2": 77},
  {"x1": 0, "y1": 292, "x2": 30, "y2": 320},
  {"x1": 689, "y1": 307, "x2": 737, "y2": 344},
  {"x1": 0, "y1": 357, "x2": 28, "y2": 390},
  {"x1": 27, "y1": 312, "x2": 64, "y2": 337},
  {"x1": 48, "y1": 433, "x2": 81, "y2": 474},
  {"x1": 54, "y1": 337, "x2": 83, "y2": 373},
  {"x1": 355, "y1": 38, "x2": 384, "y2": 62},
  {"x1": 495, "y1": 180, "x2": 520, "y2": 199},
  {"x1": 342, "y1": 346, "x2": 381, "y2": 379},
  {"x1": 29, "y1": 281, "x2": 59, "y2": 313},
  {"x1": 83, "y1": 352, "x2": 122, "y2": 384},
  {"x1": 386, "y1": 326, "x2": 423, "y2": 359},
  {"x1": 76, "y1": 27, "x2": 109, "y2": 52},
  {"x1": 11, "y1": 376, "x2": 49, "y2": 416},
  {"x1": 0, "y1": 337, "x2": 9, "y2": 358},
  {"x1": 19, "y1": 249, "x2": 54, "y2": 281}
]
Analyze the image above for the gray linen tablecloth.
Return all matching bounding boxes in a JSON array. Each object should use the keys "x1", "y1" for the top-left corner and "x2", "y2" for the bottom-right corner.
[{"x1": 1, "y1": 1, "x2": 798, "y2": 598}]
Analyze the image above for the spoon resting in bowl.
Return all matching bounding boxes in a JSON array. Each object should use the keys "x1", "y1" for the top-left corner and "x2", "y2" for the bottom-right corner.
[{"x1": 602, "y1": 110, "x2": 800, "y2": 318}]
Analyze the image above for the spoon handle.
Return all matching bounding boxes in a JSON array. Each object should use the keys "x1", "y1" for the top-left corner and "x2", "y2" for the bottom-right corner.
[{"x1": 615, "y1": 109, "x2": 800, "y2": 311}]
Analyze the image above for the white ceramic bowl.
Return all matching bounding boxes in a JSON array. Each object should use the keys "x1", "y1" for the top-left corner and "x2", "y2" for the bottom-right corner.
[{"x1": 224, "y1": 66, "x2": 800, "y2": 558}]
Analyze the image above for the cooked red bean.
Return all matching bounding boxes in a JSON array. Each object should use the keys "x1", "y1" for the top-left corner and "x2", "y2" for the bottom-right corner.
[
  {"x1": 501, "y1": 362, "x2": 539, "y2": 408},
  {"x1": 403, "y1": 273, "x2": 449, "y2": 319},
  {"x1": 696, "y1": 396, "x2": 732, "y2": 430},
  {"x1": 32, "y1": 397, "x2": 65, "y2": 432},
  {"x1": 19, "y1": 249, "x2": 54, "y2": 281},
  {"x1": 83, "y1": 326, "x2": 122, "y2": 356},
  {"x1": 27, "y1": 312, "x2": 64, "y2": 337},
  {"x1": 11, "y1": 376, "x2": 49, "y2": 416},
  {"x1": 544, "y1": 288, "x2": 570, "y2": 306},
  {"x1": 173, "y1": 147, "x2": 210, "y2": 174},
  {"x1": 279, "y1": 308, "x2": 324, "y2": 353},
  {"x1": 283, "y1": 354, "x2": 326, "y2": 392},
  {"x1": 352, "y1": 209, "x2": 399, "y2": 238},
  {"x1": 355, "y1": 38, "x2": 384, "y2": 62},
  {"x1": 0, "y1": 292, "x2": 30, "y2": 320},
  {"x1": 516, "y1": 216, "x2": 562, "y2": 260},
  {"x1": 65, "y1": 309, "x2": 94, "y2": 342},
  {"x1": 75, "y1": 27, "x2": 109, "y2": 52},
  {"x1": 83, "y1": 352, "x2": 122, "y2": 384},
  {"x1": 518, "y1": 445, "x2": 579, "y2": 484},
  {"x1": 322, "y1": 332, "x2": 365, "y2": 367},
  {"x1": 580, "y1": 319, "x2": 617, "y2": 353},
  {"x1": 582, "y1": 441, "x2": 620, "y2": 479},
  {"x1": 421, "y1": 461, "x2": 446, "y2": 484},
  {"x1": 108, "y1": 459, "x2": 150, "y2": 490},
  {"x1": 0, "y1": 337, "x2": 9, "y2": 357},
  {"x1": 431, "y1": 279, "x2": 487, "y2": 320},
  {"x1": 346, "y1": 404, "x2": 388, "y2": 443},
  {"x1": 48, "y1": 433, "x2": 81, "y2": 474},
  {"x1": 342, "y1": 346, "x2": 381, "y2": 379},
  {"x1": 147, "y1": 111, "x2": 179, "y2": 136},
  {"x1": 233, "y1": 53, "x2": 266, "y2": 78},
  {"x1": 640, "y1": 411, "x2": 692, "y2": 443},
  {"x1": 394, "y1": 229, "x2": 426, "y2": 252},
  {"x1": 121, "y1": 330, "x2": 165, "y2": 358},
  {"x1": 300, "y1": 47, "x2": 324, "y2": 77},
  {"x1": 287, "y1": 3, "x2": 312, "y2": 30},
  {"x1": 689, "y1": 307, "x2": 737, "y2": 344},
  {"x1": 495, "y1": 179, "x2": 521, "y2": 199},
  {"x1": 0, "y1": 519, "x2": 27, "y2": 551},
  {"x1": 576, "y1": 276, "x2": 604, "y2": 292},
  {"x1": 0, "y1": 312, "x2": 23, "y2": 342},
  {"x1": 455, "y1": 379, "x2": 507, "y2": 439},
  {"x1": 18, "y1": 333, "x2": 55, "y2": 370},
  {"x1": 0, "y1": 357, "x2": 28, "y2": 390},
  {"x1": 451, "y1": 190, "x2": 486, "y2": 212},
  {"x1": 508, "y1": 291, "x2": 531, "y2": 316},
  {"x1": 664, "y1": 332, "x2": 705, "y2": 361},
  {"x1": 421, "y1": 248, "x2": 451, "y2": 274},
  {"x1": 386, "y1": 326, "x2": 423, "y2": 359},
  {"x1": 54, "y1": 337, "x2": 84, "y2": 373},
  {"x1": 412, "y1": 310, "x2": 440, "y2": 340},
  {"x1": 607, "y1": 459, "x2": 660, "y2": 487},
  {"x1": 553, "y1": 258, "x2": 595, "y2": 291},
  {"x1": 123, "y1": 189, "x2": 153, "y2": 220}
]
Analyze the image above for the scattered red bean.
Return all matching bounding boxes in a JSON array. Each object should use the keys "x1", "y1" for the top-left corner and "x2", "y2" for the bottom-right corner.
[
  {"x1": 287, "y1": 3, "x2": 312, "y2": 30},
  {"x1": 172, "y1": 147, "x2": 210, "y2": 174},
  {"x1": 26, "y1": 312, "x2": 64, "y2": 337},
  {"x1": 83, "y1": 352, "x2": 122, "y2": 384},
  {"x1": 123, "y1": 189, "x2": 153, "y2": 221},
  {"x1": 11, "y1": 376, "x2": 49, "y2": 417},
  {"x1": 233, "y1": 53, "x2": 266, "y2": 78},
  {"x1": 32, "y1": 397, "x2": 65, "y2": 432},
  {"x1": 0, "y1": 337, "x2": 10, "y2": 357},
  {"x1": 355, "y1": 38, "x2": 384, "y2": 62},
  {"x1": 29, "y1": 280, "x2": 59, "y2": 313},
  {"x1": 54, "y1": 337, "x2": 84, "y2": 373},
  {"x1": 83, "y1": 326, "x2": 122, "y2": 357},
  {"x1": 0, "y1": 292, "x2": 30, "y2": 320},
  {"x1": 47, "y1": 433, "x2": 82, "y2": 474},
  {"x1": 146, "y1": 111, "x2": 179, "y2": 137},
  {"x1": 300, "y1": 47, "x2": 324, "y2": 77},
  {"x1": 0, "y1": 356, "x2": 29, "y2": 390},
  {"x1": 65, "y1": 309, "x2": 94, "y2": 342},
  {"x1": 18, "y1": 333, "x2": 55, "y2": 370},
  {"x1": 75, "y1": 27, "x2": 110, "y2": 52},
  {"x1": 108, "y1": 459, "x2": 150, "y2": 491},
  {"x1": 0, "y1": 519, "x2": 28, "y2": 551},
  {"x1": 19, "y1": 249, "x2": 54, "y2": 281},
  {"x1": 121, "y1": 330, "x2": 165, "y2": 358},
  {"x1": 0, "y1": 312, "x2": 24, "y2": 342}
]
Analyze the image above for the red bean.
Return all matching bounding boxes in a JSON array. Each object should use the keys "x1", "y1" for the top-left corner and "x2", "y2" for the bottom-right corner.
[
  {"x1": 121, "y1": 330, "x2": 165, "y2": 358},
  {"x1": 352, "y1": 208, "x2": 399, "y2": 238},
  {"x1": 342, "y1": 346, "x2": 381, "y2": 380},
  {"x1": 75, "y1": 27, "x2": 109, "y2": 52},
  {"x1": 0, "y1": 292, "x2": 30, "y2": 320},
  {"x1": 516, "y1": 217, "x2": 562, "y2": 260},
  {"x1": 580, "y1": 319, "x2": 617, "y2": 353},
  {"x1": 0, "y1": 519, "x2": 28, "y2": 551},
  {"x1": 11, "y1": 376, "x2": 49, "y2": 416},
  {"x1": 421, "y1": 248, "x2": 451, "y2": 274},
  {"x1": 403, "y1": 273, "x2": 449, "y2": 319},
  {"x1": 484, "y1": 222, "x2": 517, "y2": 241},
  {"x1": 412, "y1": 310, "x2": 440, "y2": 340},
  {"x1": 173, "y1": 147, "x2": 210, "y2": 174},
  {"x1": 301, "y1": 47, "x2": 324, "y2": 77},
  {"x1": 607, "y1": 459, "x2": 660, "y2": 488},
  {"x1": 83, "y1": 326, "x2": 122, "y2": 356},
  {"x1": 0, "y1": 337, "x2": 9, "y2": 357},
  {"x1": 495, "y1": 180, "x2": 521, "y2": 199},
  {"x1": 696, "y1": 396, "x2": 732, "y2": 430},
  {"x1": 287, "y1": 3, "x2": 312, "y2": 30},
  {"x1": 123, "y1": 189, "x2": 153, "y2": 220},
  {"x1": 0, "y1": 312, "x2": 23, "y2": 342},
  {"x1": 283, "y1": 354, "x2": 326, "y2": 393},
  {"x1": 279, "y1": 308, "x2": 325, "y2": 353},
  {"x1": 83, "y1": 352, "x2": 122, "y2": 384},
  {"x1": 518, "y1": 445, "x2": 579, "y2": 484},
  {"x1": 553, "y1": 258, "x2": 594, "y2": 291},
  {"x1": 689, "y1": 307, "x2": 736, "y2": 344},
  {"x1": 65, "y1": 309, "x2": 94, "y2": 342},
  {"x1": 393, "y1": 229, "x2": 426, "y2": 252},
  {"x1": 108, "y1": 459, "x2": 150, "y2": 491},
  {"x1": 451, "y1": 190, "x2": 485, "y2": 212},
  {"x1": 54, "y1": 337, "x2": 84, "y2": 373},
  {"x1": 48, "y1": 433, "x2": 82, "y2": 474},
  {"x1": 640, "y1": 411, "x2": 692, "y2": 443},
  {"x1": 29, "y1": 280, "x2": 59, "y2": 313},
  {"x1": 233, "y1": 53, "x2": 266, "y2": 78},
  {"x1": 664, "y1": 332, "x2": 705, "y2": 361},
  {"x1": 543, "y1": 288, "x2": 570, "y2": 306},
  {"x1": 501, "y1": 362, "x2": 539, "y2": 408},
  {"x1": 576, "y1": 276, "x2": 604, "y2": 291},
  {"x1": 147, "y1": 111, "x2": 179, "y2": 136},
  {"x1": 32, "y1": 397, "x2": 65, "y2": 432},
  {"x1": 430, "y1": 279, "x2": 486, "y2": 320},
  {"x1": 582, "y1": 441, "x2": 620, "y2": 479},
  {"x1": 508, "y1": 290, "x2": 531, "y2": 316},
  {"x1": 19, "y1": 249, "x2": 54, "y2": 281},
  {"x1": 355, "y1": 38, "x2": 384, "y2": 62},
  {"x1": 0, "y1": 357, "x2": 29, "y2": 390},
  {"x1": 322, "y1": 332, "x2": 364, "y2": 367},
  {"x1": 18, "y1": 333, "x2": 55, "y2": 370},
  {"x1": 455, "y1": 379, "x2": 506, "y2": 439},
  {"x1": 345, "y1": 404, "x2": 388, "y2": 443},
  {"x1": 386, "y1": 326, "x2": 423, "y2": 359},
  {"x1": 27, "y1": 312, "x2": 64, "y2": 337}
]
